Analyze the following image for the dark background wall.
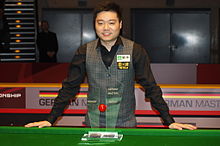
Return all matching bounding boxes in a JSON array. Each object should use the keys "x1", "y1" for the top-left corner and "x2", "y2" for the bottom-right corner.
[{"x1": 37, "y1": 0, "x2": 220, "y2": 63}]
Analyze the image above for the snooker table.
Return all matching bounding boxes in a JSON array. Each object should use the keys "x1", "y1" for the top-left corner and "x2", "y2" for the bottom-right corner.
[{"x1": 0, "y1": 126, "x2": 220, "y2": 146}]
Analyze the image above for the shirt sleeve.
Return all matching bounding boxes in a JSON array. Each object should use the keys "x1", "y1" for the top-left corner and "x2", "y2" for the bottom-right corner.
[
  {"x1": 47, "y1": 45, "x2": 87, "y2": 124},
  {"x1": 52, "y1": 32, "x2": 58, "y2": 53},
  {"x1": 133, "y1": 43, "x2": 175, "y2": 125}
]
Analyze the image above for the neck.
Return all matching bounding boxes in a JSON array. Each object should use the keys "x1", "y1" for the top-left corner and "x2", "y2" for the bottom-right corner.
[
  {"x1": 42, "y1": 30, "x2": 49, "y2": 33},
  {"x1": 100, "y1": 39, "x2": 117, "y2": 51}
]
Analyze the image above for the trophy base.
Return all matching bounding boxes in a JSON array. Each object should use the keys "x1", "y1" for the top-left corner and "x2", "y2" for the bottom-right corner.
[{"x1": 81, "y1": 131, "x2": 123, "y2": 142}]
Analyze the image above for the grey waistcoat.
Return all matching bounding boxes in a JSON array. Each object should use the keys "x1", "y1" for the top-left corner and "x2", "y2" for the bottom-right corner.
[{"x1": 85, "y1": 37, "x2": 136, "y2": 128}]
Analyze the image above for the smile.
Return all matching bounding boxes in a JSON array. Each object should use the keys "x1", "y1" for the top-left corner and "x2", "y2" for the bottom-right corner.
[{"x1": 102, "y1": 32, "x2": 112, "y2": 36}]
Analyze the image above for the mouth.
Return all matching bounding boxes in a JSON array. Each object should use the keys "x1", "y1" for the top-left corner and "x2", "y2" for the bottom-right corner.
[{"x1": 102, "y1": 32, "x2": 112, "y2": 37}]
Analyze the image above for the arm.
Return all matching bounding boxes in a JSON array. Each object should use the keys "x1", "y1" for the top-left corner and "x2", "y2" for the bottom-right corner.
[
  {"x1": 49, "y1": 32, "x2": 58, "y2": 53},
  {"x1": 133, "y1": 44, "x2": 196, "y2": 130},
  {"x1": 1, "y1": 17, "x2": 10, "y2": 50},
  {"x1": 47, "y1": 46, "x2": 86, "y2": 124},
  {"x1": 133, "y1": 43, "x2": 174, "y2": 125},
  {"x1": 36, "y1": 33, "x2": 42, "y2": 50},
  {"x1": 25, "y1": 45, "x2": 87, "y2": 128},
  {"x1": 46, "y1": 32, "x2": 59, "y2": 57}
]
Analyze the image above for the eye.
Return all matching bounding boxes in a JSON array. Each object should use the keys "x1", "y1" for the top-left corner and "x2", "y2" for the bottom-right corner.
[
  {"x1": 109, "y1": 21, "x2": 116, "y2": 25},
  {"x1": 97, "y1": 21, "x2": 104, "y2": 25}
]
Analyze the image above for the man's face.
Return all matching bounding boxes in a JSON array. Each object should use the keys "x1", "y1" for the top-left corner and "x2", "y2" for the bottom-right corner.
[
  {"x1": 0, "y1": 8, "x2": 4, "y2": 17},
  {"x1": 95, "y1": 11, "x2": 122, "y2": 43},
  {"x1": 41, "y1": 22, "x2": 49, "y2": 32}
]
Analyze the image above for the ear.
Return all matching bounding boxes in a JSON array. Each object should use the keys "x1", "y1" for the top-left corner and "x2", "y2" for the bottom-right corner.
[{"x1": 119, "y1": 20, "x2": 122, "y2": 29}]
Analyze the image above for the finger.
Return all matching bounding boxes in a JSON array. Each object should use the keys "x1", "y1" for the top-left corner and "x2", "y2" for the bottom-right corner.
[
  {"x1": 176, "y1": 124, "x2": 197, "y2": 130},
  {"x1": 183, "y1": 124, "x2": 197, "y2": 130},
  {"x1": 25, "y1": 122, "x2": 41, "y2": 127},
  {"x1": 174, "y1": 125, "x2": 183, "y2": 130},
  {"x1": 25, "y1": 123, "x2": 35, "y2": 127},
  {"x1": 24, "y1": 124, "x2": 30, "y2": 127},
  {"x1": 38, "y1": 122, "x2": 52, "y2": 128},
  {"x1": 181, "y1": 125, "x2": 192, "y2": 130},
  {"x1": 38, "y1": 125, "x2": 45, "y2": 128},
  {"x1": 38, "y1": 123, "x2": 47, "y2": 128},
  {"x1": 169, "y1": 124, "x2": 183, "y2": 130},
  {"x1": 188, "y1": 124, "x2": 197, "y2": 130}
]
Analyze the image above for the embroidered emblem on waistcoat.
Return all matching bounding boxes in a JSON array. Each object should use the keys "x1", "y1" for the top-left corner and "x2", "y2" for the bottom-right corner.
[{"x1": 117, "y1": 55, "x2": 130, "y2": 70}]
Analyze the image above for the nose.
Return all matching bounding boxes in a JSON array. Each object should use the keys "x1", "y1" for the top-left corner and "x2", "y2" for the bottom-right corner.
[{"x1": 104, "y1": 23, "x2": 109, "y2": 30}]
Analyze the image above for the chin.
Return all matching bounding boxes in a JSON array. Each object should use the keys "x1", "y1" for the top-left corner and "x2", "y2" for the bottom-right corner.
[{"x1": 101, "y1": 37, "x2": 117, "y2": 42}]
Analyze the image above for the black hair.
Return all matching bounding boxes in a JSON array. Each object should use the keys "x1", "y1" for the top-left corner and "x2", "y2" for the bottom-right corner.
[
  {"x1": 93, "y1": 1, "x2": 122, "y2": 23},
  {"x1": 41, "y1": 20, "x2": 49, "y2": 25}
]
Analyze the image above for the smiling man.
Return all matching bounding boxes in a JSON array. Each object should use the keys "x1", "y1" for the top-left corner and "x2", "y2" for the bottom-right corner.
[
  {"x1": 25, "y1": 1, "x2": 196, "y2": 130},
  {"x1": 95, "y1": 10, "x2": 122, "y2": 51}
]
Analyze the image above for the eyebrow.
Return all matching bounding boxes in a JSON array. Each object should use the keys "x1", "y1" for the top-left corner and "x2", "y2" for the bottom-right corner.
[{"x1": 96, "y1": 19, "x2": 117, "y2": 22}]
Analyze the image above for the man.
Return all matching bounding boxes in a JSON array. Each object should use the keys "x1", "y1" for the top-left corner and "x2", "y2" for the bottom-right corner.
[
  {"x1": 0, "y1": 5, "x2": 10, "y2": 52},
  {"x1": 37, "y1": 20, "x2": 58, "y2": 62},
  {"x1": 25, "y1": 2, "x2": 196, "y2": 130}
]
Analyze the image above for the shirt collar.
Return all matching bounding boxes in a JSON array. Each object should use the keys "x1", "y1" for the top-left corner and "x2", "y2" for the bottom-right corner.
[{"x1": 96, "y1": 36, "x2": 124, "y2": 50}]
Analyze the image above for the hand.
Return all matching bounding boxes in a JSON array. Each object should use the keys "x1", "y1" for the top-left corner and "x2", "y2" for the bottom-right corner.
[
  {"x1": 47, "y1": 51, "x2": 55, "y2": 58},
  {"x1": 169, "y1": 123, "x2": 197, "y2": 130},
  {"x1": 24, "y1": 121, "x2": 52, "y2": 128}
]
